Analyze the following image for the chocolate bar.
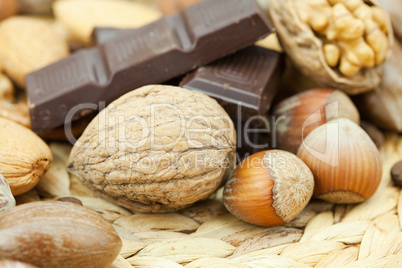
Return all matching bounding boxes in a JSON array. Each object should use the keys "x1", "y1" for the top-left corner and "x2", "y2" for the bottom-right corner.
[
  {"x1": 26, "y1": 0, "x2": 272, "y2": 133},
  {"x1": 91, "y1": 27, "x2": 130, "y2": 45},
  {"x1": 235, "y1": 118, "x2": 272, "y2": 162},
  {"x1": 180, "y1": 46, "x2": 283, "y2": 122},
  {"x1": 179, "y1": 45, "x2": 283, "y2": 161}
]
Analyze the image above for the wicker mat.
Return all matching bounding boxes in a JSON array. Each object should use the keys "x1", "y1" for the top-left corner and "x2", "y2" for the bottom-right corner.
[{"x1": 17, "y1": 133, "x2": 402, "y2": 268}]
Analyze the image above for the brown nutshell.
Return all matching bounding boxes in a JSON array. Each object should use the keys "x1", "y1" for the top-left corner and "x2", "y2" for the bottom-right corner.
[
  {"x1": 0, "y1": 201, "x2": 122, "y2": 268},
  {"x1": 68, "y1": 85, "x2": 236, "y2": 213}
]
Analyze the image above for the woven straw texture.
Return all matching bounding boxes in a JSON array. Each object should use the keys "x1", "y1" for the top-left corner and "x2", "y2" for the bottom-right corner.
[{"x1": 22, "y1": 133, "x2": 402, "y2": 268}]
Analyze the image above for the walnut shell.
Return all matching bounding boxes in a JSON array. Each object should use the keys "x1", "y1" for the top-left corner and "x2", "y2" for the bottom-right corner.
[
  {"x1": 68, "y1": 85, "x2": 236, "y2": 213},
  {"x1": 0, "y1": 201, "x2": 122, "y2": 268},
  {"x1": 269, "y1": 0, "x2": 393, "y2": 95},
  {"x1": 0, "y1": 117, "x2": 52, "y2": 195}
]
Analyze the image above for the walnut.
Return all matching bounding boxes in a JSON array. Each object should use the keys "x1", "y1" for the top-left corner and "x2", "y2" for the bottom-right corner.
[
  {"x1": 68, "y1": 85, "x2": 236, "y2": 213},
  {"x1": 270, "y1": 0, "x2": 393, "y2": 94}
]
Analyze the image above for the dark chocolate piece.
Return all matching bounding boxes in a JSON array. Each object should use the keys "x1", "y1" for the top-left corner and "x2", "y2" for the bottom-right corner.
[
  {"x1": 391, "y1": 161, "x2": 402, "y2": 187},
  {"x1": 180, "y1": 46, "x2": 283, "y2": 122},
  {"x1": 91, "y1": 27, "x2": 131, "y2": 45},
  {"x1": 234, "y1": 118, "x2": 271, "y2": 162},
  {"x1": 26, "y1": 0, "x2": 272, "y2": 133},
  {"x1": 179, "y1": 46, "x2": 282, "y2": 160}
]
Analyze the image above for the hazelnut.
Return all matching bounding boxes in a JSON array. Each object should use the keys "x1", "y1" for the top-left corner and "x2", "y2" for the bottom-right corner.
[
  {"x1": 273, "y1": 88, "x2": 360, "y2": 154},
  {"x1": 0, "y1": 0, "x2": 19, "y2": 22},
  {"x1": 223, "y1": 150, "x2": 314, "y2": 226},
  {"x1": 297, "y1": 118, "x2": 382, "y2": 203}
]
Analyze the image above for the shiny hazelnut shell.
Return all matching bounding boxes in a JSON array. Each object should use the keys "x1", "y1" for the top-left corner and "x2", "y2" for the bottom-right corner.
[
  {"x1": 274, "y1": 88, "x2": 360, "y2": 154},
  {"x1": 223, "y1": 150, "x2": 314, "y2": 226},
  {"x1": 297, "y1": 118, "x2": 382, "y2": 203}
]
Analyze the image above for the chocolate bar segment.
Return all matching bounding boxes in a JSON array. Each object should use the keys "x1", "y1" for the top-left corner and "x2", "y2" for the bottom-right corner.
[
  {"x1": 180, "y1": 46, "x2": 283, "y2": 161},
  {"x1": 180, "y1": 46, "x2": 283, "y2": 122},
  {"x1": 27, "y1": 0, "x2": 272, "y2": 133},
  {"x1": 91, "y1": 27, "x2": 132, "y2": 45}
]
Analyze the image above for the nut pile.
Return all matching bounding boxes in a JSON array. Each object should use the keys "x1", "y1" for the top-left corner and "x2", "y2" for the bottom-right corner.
[{"x1": 0, "y1": 0, "x2": 401, "y2": 267}]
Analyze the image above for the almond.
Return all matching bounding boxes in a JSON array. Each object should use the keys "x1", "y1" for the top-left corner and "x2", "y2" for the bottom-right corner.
[
  {"x1": 0, "y1": 201, "x2": 122, "y2": 268},
  {"x1": 0, "y1": 16, "x2": 69, "y2": 87},
  {"x1": 54, "y1": 0, "x2": 162, "y2": 44},
  {"x1": 0, "y1": 117, "x2": 52, "y2": 195}
]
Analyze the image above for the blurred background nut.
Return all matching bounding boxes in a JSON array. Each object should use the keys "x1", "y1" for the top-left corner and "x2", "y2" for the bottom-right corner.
[
  {"x1": 273, "y1": 88, "x2": 360, "y2": 154},
  {"x1": 53, "y1": 0, "x2": 162, "y2": 45},
  {"x1": 391, "y1": 161, "x2": 402, "y2": 187},
  {"x1": 0, "y1": 0, "x2": 19, "y2": 22},
  {"x1": 353, "y1": 36, "x2": 402, "y2": 132},
  {"x1": 378, "y1": 0, "x2": 402, "y2": 40},
  {"x1": 360, "y1": 121, "x2": 384, "y2": 149},
  {"x1": 0, "y1": 100, "x2": 30, "y2": 128},
  {"x1": 0, "y1": 118, "x2": 52, "y2": 195},
  {"x1": 0, "y1": 16, "x2": 69, "y2": 87},
  {"x1": 270, "y1": 0, "x2": 393, "y2": 94},
  {"x1": 0, "y1": 260, "x2": 37, "y2": 268},
  {"x1": 158, "y1": 0, "x2": 201, "y2": 15},
  {"x1": 0, "y1": 73, "x2": 14, "y2": 102},
  {"x1": 17, "y1": 0, "x2": 54, "y2": 15},
  {"x1": 0, "y1": 201, "x2": 122, "y2": 268},
  {"x1": 0, "y1": 173, "x2": 15, "y2": 213},
  {"x1": 68, "y1": 85, "x2": 236, "y2": 213}
]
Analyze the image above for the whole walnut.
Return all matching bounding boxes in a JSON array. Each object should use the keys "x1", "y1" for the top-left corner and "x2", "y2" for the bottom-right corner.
[{"x1": 68, "y1": 85, "x2": 236, "y2": 213}]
